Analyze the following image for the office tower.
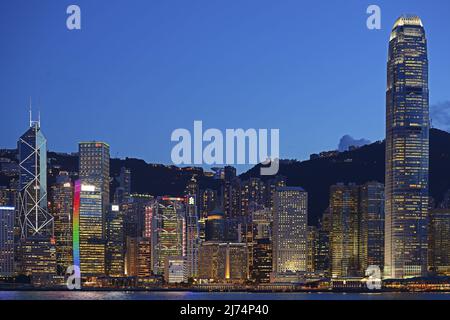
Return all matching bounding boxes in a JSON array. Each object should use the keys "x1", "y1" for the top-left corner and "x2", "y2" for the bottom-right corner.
[
  {"x1": 315, "y1": 208, "x2": 331, "y2": 276},
  {"x1": 124, "y1": 194, "x2": 153, "y2": 238},
  {"x1": 143, "y1": 204, "x2": 154, "y2": 239},
  {"x1": 200, "y1": 189, "x2": 217, "y2": 240},
  {"x1": 152, "y1": 197, "x2": 185, "y2": 276},
  {"x1": 428, "y1": 209, "x2": 450, "y2": 276},
  {"x1": 125, "y1": 236, "x2": 138, "y2": 276},
  {"x1": 272, "y1": 187, "x2": 308, "y2": 275},
  {"x1": 385, "y1": 16, "x2": 429, "y2": 279},
  {"x1": 307, "y1": 226, "x2": 317, "y2": 273},
  {"x1": 73, "y1": 181, "x2": 105, "y2": 277},
  {"x1": 252, "y1": 207, "x2": 272, "y2": 240},
  {"x1": 114, "y1": 167, "x2": 131, "y2": 204},
  {"x1": 17, "y1": 115, "x2": 56, "y2": 284},
  {"x1": 0, "y1": 206, "x2": 15, "y2": 277},
  {"x1": 136, "y1": 238, "x2": 152, "y2": 278},
  {"x1": 78, "y1": 141, "x2": 110, "y2": 228},
  {"x1": 359, "y1": 182, "x2": 385, "y2": 272},
  {"x1": 330, "y1": 183, "x2": 360, "y2": 278},
  {"x1": 21, "y1": 237, "x2": 57, "y2": 285},
  {"x1": 223, "y1": 177, "x2": 241, "y2": 219},
  {"x1": 49, "y1": 175, "x2": 73, "y2": 276},
  {"x1": 125, "y1": 236, "x2": 151, "y2": 277},
  {"x1": 164, "y1": 256, "x2": 186, "y2": 284},
  {"x1": 185, "y1": 195, "x2": 199, "y2": 279},
  {"x1": 201, "y1": 189, "x2": 217, "y2": 220},
  {"x1": 205, "y1": 208, "x2": 226, "y2": 241},
  {"x1": 184, "y1": 176, "x2": 199, "y2": 213},
  {"x1": 218, "y1": 243, "x2": 248, "y2": 282},
  {"x1": 106, "y1": 204, "x2": 124, "y2": 277},
  {"x1": 252, "y1": 238, "x2": 272, "y2": 284},
  {"x1": 17, "y1": 116, "x2": 53, "y2": 238},
  {"x1": 198, "y1": 242, "x2": 220, "y2": 281},
  {"x1": 265, "y1": 176, "x2": 287, "y2": 210},
  {"x1": 198, "y1": 242, "x2": 248, "y2": 282},
  {"x1": 241, "y1": 178, "x2": 266, "y2": 218},
  {"x1": 0, "y1": 186, "x2": 16, "y2": 207}
]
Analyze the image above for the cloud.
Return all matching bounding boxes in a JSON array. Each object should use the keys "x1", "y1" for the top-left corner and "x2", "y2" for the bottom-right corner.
[
  {"x1": 338, "y1": 135, "x2": 371, "y2": 152},
  {"x1": 431, "y1": 101, "x2": 450, "y2": 130}
]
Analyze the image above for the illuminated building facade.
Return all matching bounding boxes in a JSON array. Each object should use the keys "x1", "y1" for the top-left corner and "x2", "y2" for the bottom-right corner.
[
  {"x1": 79, "y1": 141, "x2": 110, "y2": 228},
  {"x1": 315, "y1": 209, "x2": 331, "y2": 276},
  {"x1": 17, "y1": 116, "x2": 56, "y2": 283},
  {"x1": 241, "y1": 178, "x2": 266, "y2": 218},
  {"x1": 205, "y1": 208, "x2": 225, "y2": 241},
  {"x1": 21, "y1": 236, "x2": 57, "y2": 285},
  {"x1": 50, "y1": 177, "x2": 73, "y2": 276},
  {"x1": 385, "y1": 16, "x2": 429, "y2": 279},
  {"x1": 185, "y1": 195, "x2": 199, "y2": 279},
  {"x1": 74, "y1": 182, "x2": 105, "y2": 277},
  {"x1": 428, "y1": 209, "x2": 450, "y2": 276},
  {"x1": 252, "y1": 238, "x2": 272, "y2": 283},
  {"x1": 307, "y1": 226, "x2": 317, "y2": 273},
  {"x1": 17, "y1": 116, "x2": 53, "y2": 238},
  {"x1": 330, "y1": 183, "x2": 360, "y2": 278},
  {"x1": 218, "y1": 243, "x2": 248, "y2": 282},
  {"x1": 0, "y1": 206, "x2": 15, "y2": 277},
  {"x1": 359, "y1": 182, "x2": 385, "y2": 272},
  {"x1": 252, "y1": 207, "x2": 272, "y2": 240},
  {"x1": 164, "y1": 256, "x2": 186, "y2": 284},
  {"x1": 198, "y1": 242, "x2": 248, "y2": 282},
  {"x1": 124, "y1": 194, "x2": 153, "y2": 238},
  {"x1": 198, "y1": 242, "x2": 220, "y2": 281},
  {"x1": 273, "y1": 187, "x2": 308, "y2": 275},
  {"x1": 152, "y1": 197, "x2": 185, "y2": 275},
  {"x1": 106, "y1": 204, "x2": 124, "y2": 277}
]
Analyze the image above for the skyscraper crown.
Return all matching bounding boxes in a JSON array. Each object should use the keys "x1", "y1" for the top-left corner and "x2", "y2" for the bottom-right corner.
[{"x1": 393, "y1": 15, "x2": 423, "y2": 29}]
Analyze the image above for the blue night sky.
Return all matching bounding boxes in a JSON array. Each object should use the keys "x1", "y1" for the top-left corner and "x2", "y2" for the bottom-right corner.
[{"x1": 1, "y1": 0, "x2": 449, "y2": 169}]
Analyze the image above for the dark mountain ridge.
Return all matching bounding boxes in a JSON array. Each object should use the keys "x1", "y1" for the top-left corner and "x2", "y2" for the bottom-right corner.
[{"x1": 2, "y1": 128, "x2": 450, "y2": 227}]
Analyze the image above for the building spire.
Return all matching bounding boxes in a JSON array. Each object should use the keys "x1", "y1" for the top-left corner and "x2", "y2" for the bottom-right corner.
[
  {"x1": 28, "y1": 97, "x2": 40, "y2": 129},
  {"x1": 29, "y1": 97, "x2": 32, "y2": 128}
]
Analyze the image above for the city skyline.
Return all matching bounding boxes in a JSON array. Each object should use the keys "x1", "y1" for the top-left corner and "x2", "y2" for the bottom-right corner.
[
  {"x1": 1, "y1": 1, "x2": 450, "y2": 170},
  {"x1": 3, "y1": 3, "x2": 450, "y2": 308}
]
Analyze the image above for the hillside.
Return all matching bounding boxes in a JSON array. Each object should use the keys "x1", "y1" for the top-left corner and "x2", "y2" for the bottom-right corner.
[{"x1": 241, "y1": 128, "x2": 450, "y2": 225}]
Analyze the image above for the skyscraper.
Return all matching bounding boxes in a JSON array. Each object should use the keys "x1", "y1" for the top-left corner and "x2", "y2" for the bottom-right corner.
[
  {"x1": 73, "y1": 181, "x2": 105, "y2": 278},
  {"x1": 17, "y1": 115, "x2": 56, "y2": 284},
  {"x1": 106, "y1": 204, "x2": 125, "y2": 277},
  {"x1": 359, "y1": 182, "x2": 384, "y2": 272},
  {"x1": 0, "y1": 206, "x2": 15, "y2": 277},
  {"x1": 330, "y1": 184, "x2": 360, "y2": 278},
  {"x1": 185, "y1": 195, "x2": 199, "y2": 279},
  {"x1": 49, "y1": 175, "x2": 73, "y2": 276},
  {"x1": 152, "y1": 197, "x2": 185, "y2": 276},
  {"x1": 17, "y1": 115, "x2": 53, "y2": 238},
  {"x1": 428, "y1": 209, "x2": 450, "y2": 276},
  {"x1": 272, "y1": 187, "x2": 308, "y2": 276},
  {"x1": 385, "y1": 16, "x2": 429, "y2": 279},
  {"x1": 78, "y1": 141, "x2": 110, "y2": 225}
]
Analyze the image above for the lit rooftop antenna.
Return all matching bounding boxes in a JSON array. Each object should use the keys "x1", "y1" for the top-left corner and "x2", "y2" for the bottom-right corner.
[
  {"x1": 29, "y1": 97, "x2": 32, "y2": 128},
  {"x1": 28, "y1": 97, "x2": 40, "y2": 129}
]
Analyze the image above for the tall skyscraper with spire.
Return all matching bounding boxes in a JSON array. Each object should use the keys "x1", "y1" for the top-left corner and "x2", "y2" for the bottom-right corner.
[
  {"x1": 17, "y1": 110, "x2": 56, "y2": 284},
  {"x1": 385, "y1": 16, "x2": 429, "y2": 279},
  {"x1": 17, "y1": 110, "x2": 53, "y2": 238}
]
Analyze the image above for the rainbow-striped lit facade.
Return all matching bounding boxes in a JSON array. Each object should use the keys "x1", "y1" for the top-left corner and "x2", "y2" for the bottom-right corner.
[{"x1": 72, "y1": 180, "x2": 81, "y2": 277}]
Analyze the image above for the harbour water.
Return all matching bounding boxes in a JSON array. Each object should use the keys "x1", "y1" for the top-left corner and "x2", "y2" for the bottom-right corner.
[{"x1": 1, "y1": 291, "x2": 450, "y2": 300}]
